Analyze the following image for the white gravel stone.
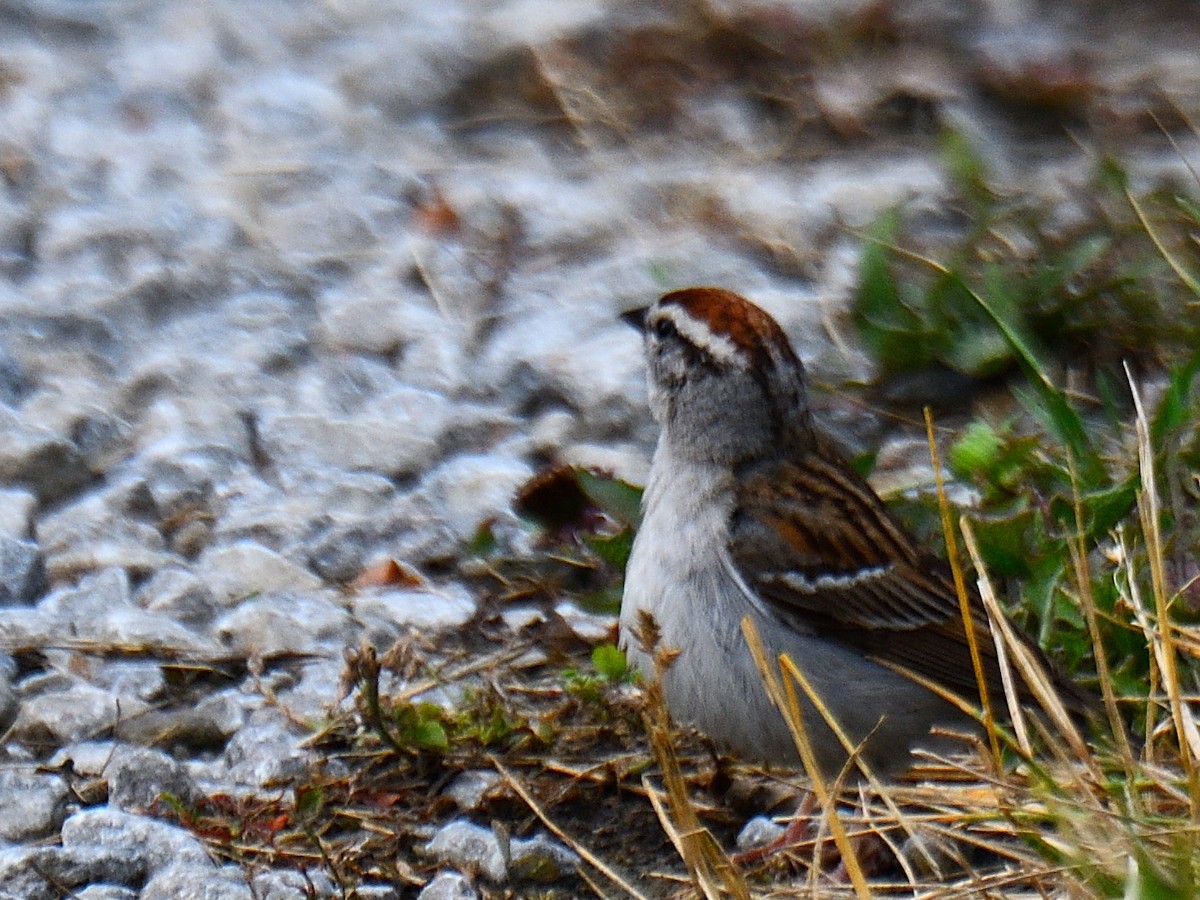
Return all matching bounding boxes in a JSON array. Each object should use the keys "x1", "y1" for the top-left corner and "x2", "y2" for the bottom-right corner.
[
  {"x1": 82, "y1": 659, "x2": 167, "y2": 703},
  {"x1": 425, "y1": 820, "x2": 508, "y2": 884},
  {"x1": 103, "y1": 745, "x2": 196, "y2": 811},
  {"x1": 250, "y1": 868, "x2": 339, "y2": 899},
  {"x1": 214, "y1": 591, "x2": 351, "y2": 657},
  {"x1": 198, "y1": 542, "x2": 323, "y2": 606},
  {"x1": 135, "y1": 568, "x2": 221, "y2": 626},
  {"x1": 207, "y1": 474, "x2": 320, "y2": 551},
  {"x1": 0, "y1": 406, "x2": 91, "y2": 504},
  {"x1": 130, "y1": 391, "x2": 254, "y2": 461},
  {"x1": 508, "y1": 833, "x2": 581, "y2": 882},
  {"x1": 61, "y1": 807, "x2": 213, "y2": 873},
  {"x1": 351, "y1": 584, "x2": 478, "y2": 633},
  {"x1": 0, "y1": 607, "x2": 58, "y2": 647},
  {"x1": 0, "y1": 488, "x2": 36, "y2": 539},
  {"x1": 39, "y1": 567, "x2": 132, "y2": 621},
  {"x1": 0, "y1": 768, "x2": 69, "y2": 842},
  {"x1": 414, "y1": 453, "x2": 533, "y2": 540},
  {"x1": 74, "y1": 886, "x2": 139, "y2": 900},
  {"x1": 0, "y1": 845, "x2": 65, "y2": 900},
  {"x1": 223, "y1": 712, "x2": 314, "y2": 788},
  {"x1": 140, "y1": 863, "x2": 253, "y2": 900},
  {"x1": 37, "y1": 495, "x2": 176, "y2": 581},
  {"x1": 418, "y1": 871, "x2": 479, "y2": 900},
  {"x1": 736, "y1": 814, "x2": 785, "y2": 851},
  {"x1": 481, "y1": 308, "x2": 645, "y2": 437},
  {"x1": 273, "y1": 657, "x2": 344, "y2": 723},
  {"x1": 498, "y1": 605, "x2": 545, "y2": 632},
  {"x1": 445, "y1": 770, "x2": 501, "y2": 811},
  {"x1": 259, "y1": 410, "x2": 441, "y2": 479},
  {"x1": 556, "y1": 441, "x2": 650, "y2": 487},
  {"x1": 0, "y1": 536, "x2": 47, "y2": 607},
  {"x1": 553, "y1": 601, "x2": 617, "y2": 644},
  {"x1": 49, "y1": 740, "x2": 121, "y2": 777},
  {"x1": 84, "y1": 606, "x2": 221, "y2": 655},
  {"x1": 9, "y1": 683, "x2": 141, "y2": 749}
]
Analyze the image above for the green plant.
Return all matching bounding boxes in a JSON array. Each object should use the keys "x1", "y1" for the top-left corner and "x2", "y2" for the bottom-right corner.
[
  {"x1": 840, "y1": 133, "x2": 1200, "y2": 896},
  {"x1": 854, "y1": 138, "x2": 1200, "y2": 388},
  {"x1": 466, "y1": 465, "x2": 643, "y2": 614},
  {"x1": 563, "y1": 643, "x2": 633, "y2": 705}
]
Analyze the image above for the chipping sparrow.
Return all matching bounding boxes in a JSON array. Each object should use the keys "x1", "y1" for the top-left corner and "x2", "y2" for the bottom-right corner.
[{"x1": 619, "y1": 286, "x2": 1093, "y2": 779}]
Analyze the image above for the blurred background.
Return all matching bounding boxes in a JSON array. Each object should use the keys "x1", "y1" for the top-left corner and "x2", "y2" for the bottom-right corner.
[{"x1": 2, "y1": 1, "x2": 1200, "y2": 896}]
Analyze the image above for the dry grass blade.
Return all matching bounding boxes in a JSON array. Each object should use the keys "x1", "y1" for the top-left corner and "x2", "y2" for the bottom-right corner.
[
  {"x1": 774, "y1": 654, "x2": 939, "y2": 880},
  {"x1": 641, "y1": 717, "x2": 750, "y2": 899},
  {"x1": 741, "y1": 616, "x2": 873, "y2": 900},
  {"x1": 394, "y1": 643, "x2": 537, "y2": 702},
  {"x1": 985, "y1": 609, "x2": 1032, "y2": 757},
  {"x1": 490, "y1": 755, "x2": 652, "y2": 900},
  {"x1": 1065, "y1": 454, "x2": 1139, "y2": 777},
  {"x1": 960, "y1": 518, "x2": 1096, "y2": 782},
  {"x1": 1126, "y1": 362, "x2": 1200, "y2": 811},
  {"x1": 1126, "y1": 185, "x2": 1200, "y2": 297},
  {"x1": 642, "y1": 779, "x2": 745, "y2": 900},
  {"x1": 1119, "y1": 525, "x2": 1164, "y2": 761},
  {"x1": 636, "y1": 628, "x2": 752, "y2": 900},
  {"x1": 924, "y1": 408, "x2": 1000, "y2": 767}
]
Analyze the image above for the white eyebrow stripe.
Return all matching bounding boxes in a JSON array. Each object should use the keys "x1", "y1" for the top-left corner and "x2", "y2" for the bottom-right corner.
[
  {"x1": 768, "y1": 564, "x2": 894, "y2": 594},
  {"x1": 655, "y1": 304, "x2": 743, "y2": 366}
]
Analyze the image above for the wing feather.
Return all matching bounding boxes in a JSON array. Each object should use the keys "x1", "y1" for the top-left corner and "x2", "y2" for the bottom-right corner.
[{"x1": 729, "y1": 444, "x2": 1093, "y2": 715}]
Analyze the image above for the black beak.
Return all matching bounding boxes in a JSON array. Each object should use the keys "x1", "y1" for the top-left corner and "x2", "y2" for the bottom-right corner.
[{"x1": 619, "y1": 306, "x2": 648, "y2": 331}]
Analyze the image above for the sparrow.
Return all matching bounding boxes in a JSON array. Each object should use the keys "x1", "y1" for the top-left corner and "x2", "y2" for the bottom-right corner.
[{"x1": 619, "y1": 286, "x2": 1096, "y2": 780}]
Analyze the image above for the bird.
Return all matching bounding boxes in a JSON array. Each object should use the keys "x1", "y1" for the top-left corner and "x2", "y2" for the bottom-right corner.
[{"x1": 618, "y1": 286, "x2": 1097, "y2": 782}]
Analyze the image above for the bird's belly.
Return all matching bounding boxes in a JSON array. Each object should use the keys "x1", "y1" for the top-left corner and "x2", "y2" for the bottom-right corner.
[
  {"x1": 619, "y1": 457, "x2": 965, "y2": 777},
  {"x1": 622, "y1": 533, "x2": 961, "y2": 776}
]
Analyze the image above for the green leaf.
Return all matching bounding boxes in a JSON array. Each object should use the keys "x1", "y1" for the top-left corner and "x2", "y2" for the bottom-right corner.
[
  {"x1": 573, "y1": 585, "x2": 624, "y2": 616},
  {"x1": 1151, "y1": 345, "x2": 1200, "y2": 444},
  {"x1": 850, "y1": 450, "x2": 878, "y2": 478},
  {"x1": 412, "y1": 719, "x2": 448, "y2": 751},
  {"x1": 1078, "y1": 478, "x2": 1137, "y2": 539},
  {"x1": 1026, "y1": 555, "x2": 1066, "y2": 648},
  {"x1": 967, "y1": 506, "x2": 1036, "y2": 578},
  {"x1": 584, "y1": 527, "x2": 635, "y2": 571},
  {"x1": 967, "y1": 267, "x2": 1052, "y2": 383},
  {"x1": 1128, "y1": 185, "x2": 1200, "y2": 298},
  {"x1": 949, "y1": 420, "x2": 1004, "y2": 479},
  {"x1": 466, "y1": 521, "x2": 497, "y2": 557},
  {"x1": 1052, "y1": 233, "x2": 1110, "y2": 287},
  {"x1": 1094, "y1": 154, "x2": 1129, "y2": 193},
  {"x1": 576, "y1": 468, "x2": 643, "y2": 527},
  {"x1": 1176, "y1": 194, "x2": 1200, "y2": 227},
  {"x1": 1127, "y1": 845, "x2": 1191, "y2": 900},
  {"x1": 394, "y1": 702, "x2": 451, "y2": 752},
  {"x1": 938, "y1": 126, "x2": 991, "y2": 206},
  {"x1": 295, "y1": 785, "x2": 324, "y2": 819},
  {"x1": 853, "y1": 210, "x2": 937, "y2": 372},
  {"x1": 591, "y1": 644, "x2": 628, "y2": 681},
  {"x1": 990, "y1": 434, "x2": 1042, "y2": 494},
  {"x1": 1013, "y1": 382, "x2": 1106, "y2": 487},
  {"x1": 943, "y1": 328, "x2": 1013, "y2": 378},
  {"x1": 930, "y1": 272, "x2": 1012, "y2": 377}
]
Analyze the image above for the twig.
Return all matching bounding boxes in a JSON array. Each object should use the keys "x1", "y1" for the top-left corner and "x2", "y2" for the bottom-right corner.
[{"x1": 490, "y1": 755, "x2": 652, "y2": 900}]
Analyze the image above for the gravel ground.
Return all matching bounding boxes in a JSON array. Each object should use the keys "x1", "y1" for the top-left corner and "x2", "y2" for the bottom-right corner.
[{"x1": 0, "y1": 1, "x2": 1199, "y2": 897}]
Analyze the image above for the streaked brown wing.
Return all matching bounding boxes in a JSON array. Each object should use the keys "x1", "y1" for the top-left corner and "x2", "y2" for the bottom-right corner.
[{"x1": 728, "y1": 444, "x2": 1050, "y2": 706}]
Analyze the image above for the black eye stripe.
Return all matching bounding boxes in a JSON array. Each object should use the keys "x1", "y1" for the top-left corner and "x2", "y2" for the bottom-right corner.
[{"x1": 650, "y1": 314, "x2": 728, "y2": 373}]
